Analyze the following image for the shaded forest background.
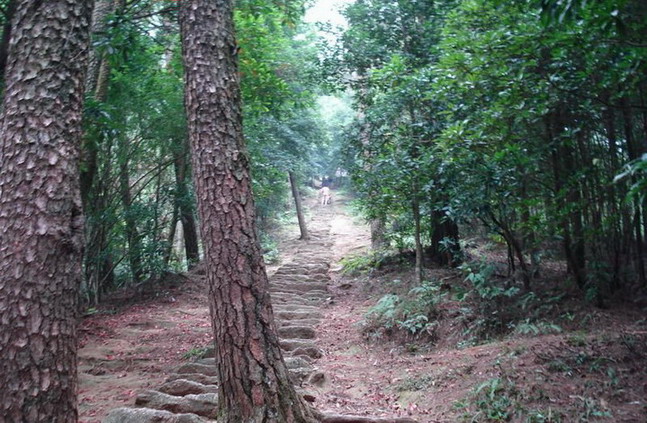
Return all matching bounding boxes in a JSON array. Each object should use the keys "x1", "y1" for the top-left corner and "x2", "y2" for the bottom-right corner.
[{"x1": 1, "y1": 0, "x2": 644, "y2": 309}]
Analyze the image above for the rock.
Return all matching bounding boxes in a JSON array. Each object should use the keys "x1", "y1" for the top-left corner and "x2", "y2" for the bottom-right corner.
[
  {"x1": 276, "y1": 318, "x2": 320, "y2": 328},
  {"x1": 288, "y1": 366, "x2": 313, "y2": 385},
  {"x1": 195, "y1": 358, "x2": 215, "y2": 366},
  {"x1": 274, "y1": 304, "x2": 320, "y2": 313},
  {"x1": 158, "y1": 379, "x2": 218, "y2": 396},
  {"x1": 175, "y1": 363, "x2": 218, "y2": 376},
  {"x1": 302, "y1": 393, "x2": 317, "y2": 403},
  {"x1": 103, "y1": 407, "x2": 208, "y2": 423},
  {"x1": 308, "y1": 371, "x2": 327, "y2": 386},
  {"x1": 275, "y1": 310, "x2": 323, "y2": 320},
  {"x1": 166, "y1": 373, "x2": 219, "y2": 386},
  {"x1": 291, "y1": 346, "x2": 323, "y2": 359},
  {"x1": 278, "y1": 325, "x2": 317, "y2": 339},
  {"x1": 284, "y1": 356, "x2": 313, "y2": 369},
  {"x1": 134, "y1": 390, "x2": 218, "y2": 418}
]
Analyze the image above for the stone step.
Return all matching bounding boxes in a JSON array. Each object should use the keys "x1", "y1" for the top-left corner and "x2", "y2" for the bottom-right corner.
[
  {"x1": 175, "y1": 363, "x2": 217, "y2": 377},
  {"x1": 278, "y1": 325, "x2": 317, "y2": 339},
  {"x1": 274, "y1": 304, "x2": 321, "y2": 312},
  {"x1": 159, "y1": 379, "x2": 218, "y2": 396},
  {"x1": 134, "y1": 390, "x2": 218, "y2": 418},
  {"x1": 276, "y1": 318, "x2": 320, "y2": 328},
  {"x1": 275, "y1": 310, "x2": 323, "y2": 320},
  {"x1": 280, "y1": 339, "x2": 324, "y2": 359},
  {"x1": 166, "y1": 373, "x2": 219, "y2": 386}
]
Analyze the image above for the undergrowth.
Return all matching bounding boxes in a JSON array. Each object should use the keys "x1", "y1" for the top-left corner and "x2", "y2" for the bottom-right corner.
[
  {"x1": 353, "y1": 250, "x2": 569, "y2": 346},
  {"x1": 361, "y1": 280, "x2": 445, "y2": 342}
]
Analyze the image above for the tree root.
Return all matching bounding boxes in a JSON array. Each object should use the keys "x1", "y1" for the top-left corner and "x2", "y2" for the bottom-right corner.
[{"x1": 320, "y1": 414, "x2": 418, "y2": 423}]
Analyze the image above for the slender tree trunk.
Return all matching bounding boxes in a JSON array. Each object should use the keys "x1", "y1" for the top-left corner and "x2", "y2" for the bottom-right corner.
[
  {"x1": 621, "y1": 98, "x2": 647, "y2": 286},
  {"x1": 81, "y1": 0, "x2": 121, "y2": 302},
  {"x1": 80, "y1": 0, "x2": 118, "y2": 201},
  {"x1": 547, "y1": 113, "x2": 586, "y2": 289},
  {"x1": 370, "y1": 218, "x2": 387, "y2": 251},
  {"x1": 118, "y1": 155, "x2": 144, "y2": 284},
  {"x1": 0, "y1": 1, "x2": 91, "y2": 421},
  {"x1": 173, "y1": 139, "x2": 200, "y2": 268},
  {"x1": 412, "y1": 196, "x2": 423, "y2": 284},
  {"x1": 179, "y1": 1, "x2": 318, "y2": 422},
  {"x1": 289, "y1": 171, "x2": 310, "y2": 240},
  {"x1": 163, "y1": 203, "x2": 179, "y2": 267},
  {"x1": 0, "y1": 0, "x2": 16, "y2": 89}
]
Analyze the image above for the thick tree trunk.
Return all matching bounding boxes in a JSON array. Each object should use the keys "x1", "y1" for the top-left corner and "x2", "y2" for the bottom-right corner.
[
  {"x1": 289, "y1": 171, "x2": 310, "y2": 240},
  {"x1": 0, "y1": 1, "x2": 91, "y2": 421},
  {"x1": 179, "y1": 1, "x2": 318, "y2": 422}
]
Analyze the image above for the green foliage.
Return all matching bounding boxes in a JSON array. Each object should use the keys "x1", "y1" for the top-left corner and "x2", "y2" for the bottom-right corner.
[
  {"x1": 260, "y1": 234, "x2": 280, "y2": 264},
  {"x1": 459, "y1": 261, "x2": 520, "y2": 301},
  {"x1": 79, "y1": 0, "x2": 330, "y2": 300},
  {"x1": 340, "y1": 252, "x2": 386, "y2": 275},
  {"x1": 339, "y1": 0, "x2": 647, "y2": 300},
  {"x1": 182, "y1": 346, "x2": 210, "y2": 361},
  {"x1": 513, "y1": 319, "x2": 563, "y2": 336},
  {"x1": 459, "y1": 377, "x2": 520, "y2": 422},
  {"x1": 362, "y1": 280, "x2": 445, "y2": 339}
]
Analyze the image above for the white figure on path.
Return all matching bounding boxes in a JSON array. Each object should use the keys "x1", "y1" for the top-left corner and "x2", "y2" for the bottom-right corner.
[{"x1": 320, "y1": 186, "x2": 331, "y2": 205}]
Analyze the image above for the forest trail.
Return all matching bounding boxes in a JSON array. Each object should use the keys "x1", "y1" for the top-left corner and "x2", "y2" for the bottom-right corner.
[
  {"x1": 78, "y1": 191, "x2": 372, "y2": 422},
  {"x1": 78, "y1": 191, "x2": 647, "y2": 423}
]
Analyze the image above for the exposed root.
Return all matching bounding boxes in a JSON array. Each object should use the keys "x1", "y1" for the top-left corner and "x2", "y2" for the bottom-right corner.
[{"x1": 320, "y1": 413, "x2": 418, "y2": 423}]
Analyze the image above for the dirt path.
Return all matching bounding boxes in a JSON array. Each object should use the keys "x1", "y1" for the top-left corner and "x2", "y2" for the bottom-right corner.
[
  {"x1": 79, "y1": 191, "x2": 369, "y2": 422},
  {"x1": 79, "y1": 191, "x2": 647, "y2": 422}
]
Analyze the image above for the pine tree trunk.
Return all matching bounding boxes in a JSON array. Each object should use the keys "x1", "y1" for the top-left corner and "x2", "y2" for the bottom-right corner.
[
  {"x1": 179, "y1": 1, "x2": 318, "y2": 421},
  {"x1": 289, "y1": 171, "x2": 310, "y2": 240},
  {"x1": 0, "y1": 1, "x2": 91, "y2": 421}
]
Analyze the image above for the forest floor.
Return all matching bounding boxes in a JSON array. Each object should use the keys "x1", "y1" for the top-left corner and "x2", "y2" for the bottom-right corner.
[{"x1": 78, "y1": 191, "x2": 647, "y2": 423}]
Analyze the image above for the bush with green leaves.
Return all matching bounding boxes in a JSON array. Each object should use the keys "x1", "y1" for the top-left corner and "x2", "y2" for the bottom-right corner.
[{"x1": 361, "y1": 280, "x2": 445, "y2": 340}]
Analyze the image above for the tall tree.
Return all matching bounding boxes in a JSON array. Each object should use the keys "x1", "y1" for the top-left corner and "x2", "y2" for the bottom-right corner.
[
  {"x1": 0, "y1": 0, "x2": 92, "y2": 421},
  {"x1": 179, "y1": 0, "x2": 318, "y2": 421}
]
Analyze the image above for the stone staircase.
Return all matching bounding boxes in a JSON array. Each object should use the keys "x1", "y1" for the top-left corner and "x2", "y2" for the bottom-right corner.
[{"x1": 104, "y1": 206, "x2": 336, "y2": 422}]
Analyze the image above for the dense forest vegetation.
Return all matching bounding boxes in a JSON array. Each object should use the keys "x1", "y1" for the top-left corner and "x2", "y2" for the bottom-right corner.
[
  {"x1": 0, "y1": 0, "x2": 646, "y2": 421},
  {"x1": 342, "y1": 0, "x2": 647, "y2": 305},
  {"x1": 2, "y1": 0, "x2": 642, "y2": 305}
]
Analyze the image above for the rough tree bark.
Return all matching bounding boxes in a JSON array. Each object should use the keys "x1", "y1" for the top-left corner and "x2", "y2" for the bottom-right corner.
[
  {"x1": 289, "y1": 171, "x2": 310, "y2": 241},
  {"x1": 179, "y1": 1, "x2": 318, "y2": 421},
  {"x1": 0, "y1": 1, "x2": 91, "y2": 421}
]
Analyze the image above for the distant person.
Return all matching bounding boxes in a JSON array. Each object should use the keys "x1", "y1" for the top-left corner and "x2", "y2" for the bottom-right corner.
[{"x1": 320, "y1": 186, "x2": 331, "y2": 205}]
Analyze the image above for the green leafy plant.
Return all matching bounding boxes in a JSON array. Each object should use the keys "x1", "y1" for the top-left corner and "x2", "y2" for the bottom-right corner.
[
  {"x1": 460, "y1": 377, "x2": 520, "y2": 422},
  {"x1": 182, "y1": 346, "x2": 210, "y2": 360}
]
